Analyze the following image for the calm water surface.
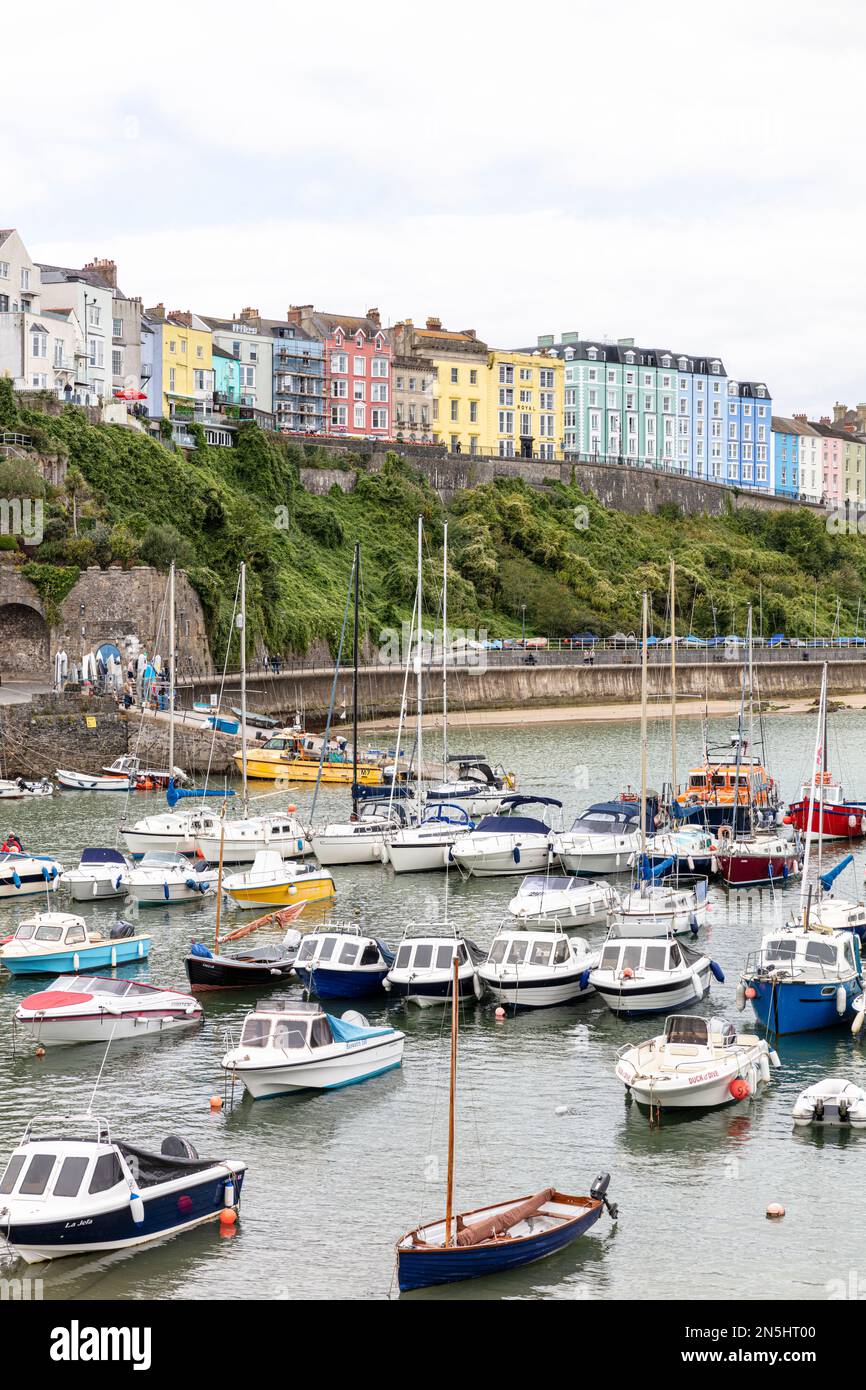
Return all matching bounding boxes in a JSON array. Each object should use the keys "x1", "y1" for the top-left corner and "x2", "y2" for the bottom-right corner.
[{"x1": 2, "y1": 707, "x2": 865, "y2": 1301}]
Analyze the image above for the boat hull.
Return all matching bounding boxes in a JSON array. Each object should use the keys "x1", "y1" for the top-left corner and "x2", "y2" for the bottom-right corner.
[
  {"x1": 311, "y1": 833, "x2": 388, "y2": 866},
  {"x1": 385, "y1": 973, "x2": 479, "y2": 1007},
  {"x1": 63, "y1": 876, "x2": 128, "y2": 902},
  {"x1": 451, "y1": 844, "x2": 551, "y2": 878},
  {"x1": 16, "y1": 1011, "x2": 201, "y2": 1046},
  {"x1": 0, "y1": 938, "x2": 150, "y2": 975},
  {"x1": 185, "y1": 955, "x2": 295, "y2": 990},
  {"x1": 397, "y1": 1197, "x2": 602, "y2": 1291},
  {"x1": 194, "y1": 835, "x2": 310, "y2": 865},
  {"x1": 716, "y1": 851, "x2": 799, "y2": 888},
  {"x1": 745, "y1": 975, "x2": 860, "y2": 1035},
  {"x1": 478, "y1": 970, "x2": 594, "y2": 1009},
  {"x1": 129, "y1": 881, "x2": 214, "y2": 906},
  {"x1": 240, "y1": 755, "x2": 382, "y2": 786},
  {"x1": 295, "y1": 965, "x2": 389, "y2": 999},
  {"x1": 786, "y1": 801, "x2": 866, "y2": 840},
  {"x1": 228, "y1": 1035, "x2": 404, "y2": 1098},
  {"x1": 553, "y1": 841, "x2": 640, "y2": 875},
  {"x1": 223, "y1": 878, "x2": 334, "y2": 910},
  {"x1": 591, "y1": 965, "x2": 710, "y2": 1017},
  {"x1": 0, "y1": 874, "x2": 60, "y2": 900},
  {"x1": 386, "y1": 838, "x2": 456, "y2": 873}
]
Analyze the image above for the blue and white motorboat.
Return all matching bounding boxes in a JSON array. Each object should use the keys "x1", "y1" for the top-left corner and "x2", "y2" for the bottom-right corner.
[
  {"x1": 638, "y1": 825, "x2": 717, "y2": 876},
  {"x1": 126, "y1": 852, "x2": 216, "y2": 906},
  {"x1": 477, "y1": 923, "x2": 598, "y2": 1008},
  {"x1": 424, "y1": 756, "x2": 515, "y2": 818},
  {"x1": 449, "y1": 796, "x2": 562, "y2": 878},
  {"x1": 589, "y1": 934, "x2": 721, "y2": 1017},
  {"x1": 384, "y1": 804, "x2": 475, "y2": 874},
  {"x1": 0, "y1": 913, "x2": 150, "y2": 976},
  {"x1": 293, "y1": 924, "x2": 395, "y2": 998},
  {"x1": 739, "y1": 925, "x2": 863, "y2": 1035},
  {"x1": 384, "y1": 928, "x2": 484, "y2": 1006},
  {"x1": 0, "y1": 849, "x2": 63, "y2": 900},
  {"x1": 221, "y1": 1001, "x2": 405, "y2": 1098},
  {"x1": 0, "y1": 1113, "x2": 245, "y2": 1262},
  {"x1": 60, "y1": 848, "x2": 130, "y2": 902}
]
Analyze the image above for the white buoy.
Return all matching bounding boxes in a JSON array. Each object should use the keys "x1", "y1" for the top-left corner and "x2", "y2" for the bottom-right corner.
[{"x1": 555, "y1": 1105, "x2": 568, "y2": 1116}]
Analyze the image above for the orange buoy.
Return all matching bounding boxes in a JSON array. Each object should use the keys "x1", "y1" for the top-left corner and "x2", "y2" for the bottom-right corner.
[
  {"x1": 729, "y1": 1077, "x2": 750, "y2": 1101},
  {"x1": 209, "y1": 1095, "x2": 223, "y2": 1111},
  {"x1": 745, "y1": 986, "x2": 757, "y2": 1000},
  {"x1": 35, "y1": 1046, "x2": 45, "y2": 1058},
  {"x1": 766, "y1": 1203, "x2": 785, "y2": 1220},
  {"x1": 494, "y1": 1006, "x2": 505, "y2": 1020},
  {"x1": 219, "y1": 1208, "x2": 237, "y2": 1228},
  {"x1": 622, "y1": 967, "x2": 635, "y2": 979},
  {"x1": 287, "y1": 805, "x2": 297, "y2": 814}
]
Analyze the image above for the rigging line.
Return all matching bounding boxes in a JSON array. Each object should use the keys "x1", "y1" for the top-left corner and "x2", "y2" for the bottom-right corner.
[
  {"x1": 117, "y1": 574, "x2": 171, "y2": 833},
  {"x1": 86, "y1": 1020, "x2": 121, "y2": 1115},
  {"x1": 201, "y1": 570, "x2": 243, "y2": 797},
  {"x1": 387, "y1": 588, "x2": 418, "y2": 820},
  {"x1": 309, "y1": 558, "x2": 354, "y2": 825}
]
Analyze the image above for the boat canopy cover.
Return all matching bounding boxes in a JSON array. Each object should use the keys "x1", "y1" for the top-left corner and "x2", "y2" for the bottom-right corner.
[
  {"x1": 327, "y1": 1014, "x2": 395, "y2": 1043},
  {"x1": 79, "y1": 847, "x2": 126, "y2": 865},
  {"x1": 571, "y1": 800, "x2": 655, "y2": 831},
  {"x1": 190, "y1": 942, "x2": 213, "y2": 958},
  {"x1": 474, "y1": 814, "x2": 551, "y2": 835},
  {"x1": 501, "y1": 795, "x2": 563, "y2": 811},
  {"x1": 520, "y1": 875, "x2": 575, "y2": 892},
  {"x1": 636, "y1": 854, "x2": 675, "y2": 881},
  {"x1": 820, "y1": 854, "x2": 854, "y2": 891}
]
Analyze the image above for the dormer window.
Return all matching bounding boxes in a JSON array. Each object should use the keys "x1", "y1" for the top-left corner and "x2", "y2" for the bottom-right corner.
[
  {"x1": 564, "y1": 347, "x2": 574, "y2": 360},
  {"x1": 661, "y1": 355, "x2": 671, "y2": 367},
  {"x1": 375, "y1": 334, "x2": 384, "y2": 350},
  {"x1": 356, "y1": 332, "x2": 364, "y2": 348},
  {"x1": 334, "y1": 329, "x2": 344, "y2": 345},
  {"x1": 711, "y1": 361, "x2": 720, "y2": 374},
  {"x1": 757, "y1": 386, "x2": 766, "y2": 398},
  {"x1": 678, "y1": 356, "x2": 687, "y2": 370},
  {"x1": 587, "y1": 347, "x2": 598, "y2": 360},
  {"x1": 624, "y1": 351, "x2": 635, "y2": 364}
]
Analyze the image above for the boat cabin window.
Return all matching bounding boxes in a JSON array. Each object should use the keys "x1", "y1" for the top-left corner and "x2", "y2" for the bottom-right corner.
[
  {"x1": 507, "y1": 939, "x2": 529, "y2": 965},
  {"x1": 89, "y1": 1152, "x2": 124, "y2": 1194},
  {"x1": 241, "y1": 1016, "x2": 272, "y2": 1047},
  {"x1": 0, "y1": 1153, "x2": 26, "y2": 1194},
  {"x1": 360, "y1": 943, "x2": 380, "y2": 966},
  {"x1": 20, "y1": 1153, "x2": 57, "y2": 1195},
  {"x1": 309, "y1": 1016, "x2": 333, "y2": 1048},
  {"x1": 34, "y1": 924, "x2": 65, "y2": 942},
  {"x1": 296, "y1": 938, "x2": 316, "y2": 962},
  {"x1": 263, "y1": 737, "x2": 289, "y2": 750},
  {"x1": 317, "y1": 937, "x2": 337, "y2": 963},
  {"x1": 414, "y1": 944, "x2": 433, "y2": 969},
  {"x1": 689, "y1": 775, "x2": 706, "y2": 789},
  {"x1": 14, "y1": 923, "x2": 35, "y2": 940},
  {"x1": 644, "y1": 945, "x2": 667, "y2": 971},
  {"x1": 272, "y1": 1019, "x2": 308, "y2": 1050},
  {"x1": 53, "y1": 1155, "x2": 89, "y2": 1198},
  {"x1": 436, "y1": 944, "x2": 457, "y2": 968},
  {"x1": 622, "y1": 945, "x2": 642, "y2": 971},
  {"x1": 600, "y1": 945, "x2": 620, "y2": 970},
  {"x1": 665, "y1": 1017, "x2": 709, "y2": 1047},
  {"x1": 338, "y1": 942, "x2": 359, "y2": 966},
  {"x1": 395, "y1": 944, "x2": 412, "y2": 969},
  {"x1": 669, "y1": 944, "x2": 682, "y2": 966},
  {"x1": 553, "y1": 939, "x2": 569, "y2": 964},
  {"x1": 530, "y1": 941, "x2": 552, "y2": 966},
  {"x1": 487, "y1": 939, "x2": 507, "y2": 965},
  {"x1": 766, "y1": 938, "x2": 796, "y2": 959},
  {"x1": 805, "y1": 940, "x2": 838, "y2": 965}
]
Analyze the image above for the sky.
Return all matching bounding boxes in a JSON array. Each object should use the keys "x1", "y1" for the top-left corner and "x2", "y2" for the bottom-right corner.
[{"x1": 4, "y1": 0, "x2": 865, "y2": 415}]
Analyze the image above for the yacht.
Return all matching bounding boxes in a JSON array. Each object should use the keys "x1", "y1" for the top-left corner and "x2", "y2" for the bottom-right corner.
[
  {"x1": 449, "y1": 796, "x2": 561, "y2": 878},
  {"x1": 507, "y1": 873, "x2": 619, "y2": 928},
  {"x1": 311, "y1": 798, "x2": 409, "y2": 867},
  {"x1": 424, "y1": 757, "x2": 516, "y2": 818},
  {"x1": 384, "y1": 803, "x2": 475, "y2": 874},
  {"x1": 550, "y1": 800, "x2": 646, "y2": 875}
]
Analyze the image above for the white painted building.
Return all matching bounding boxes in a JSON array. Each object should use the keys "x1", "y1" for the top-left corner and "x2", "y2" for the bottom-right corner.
[
  {"x1": 0, "y1": 229, "x2": 89, "y2": 400},
  {"x1": 37, "y1": 260, "x2": 114, "y2": 403}
]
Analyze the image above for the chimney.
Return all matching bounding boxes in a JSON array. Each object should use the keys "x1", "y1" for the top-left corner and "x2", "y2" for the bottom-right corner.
[
  {"x1": 820, "y1": 415, "x2": 831, "y2": 426},
  {"x1": 367, "y1": 307, "x2": 381, "y2": 327},
  {"x1": 425, "y1": 316, "x2": 442, "y2": 331},
  {"x1": 239, "y1": 307, "x2": 260, "y2": 324},
  {"x1": 288, "y1": 304, "x2": 312, "y2": 326},
  {"x1": 84, "y1": 257, "x2": 117, "y2": 290},
  {"x1": 146, "y1": 303, "x2": 166, "y2": 321},
  {"x1": 170, "y1": 310, "x2": 192, "y2": 327}
]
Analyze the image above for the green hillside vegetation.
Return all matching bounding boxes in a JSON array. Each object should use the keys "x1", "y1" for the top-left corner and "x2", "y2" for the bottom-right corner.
[{"x1": 0, "y1": 379, "x2": 861, "y2": 654}]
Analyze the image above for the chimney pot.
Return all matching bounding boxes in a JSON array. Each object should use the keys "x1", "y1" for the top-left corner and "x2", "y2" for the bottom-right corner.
[{"x1": 426, "y1": 316, "x2": 442, "y2": 331}]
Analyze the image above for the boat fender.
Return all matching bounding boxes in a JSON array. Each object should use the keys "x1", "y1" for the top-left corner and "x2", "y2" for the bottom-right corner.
[
  {"x1": 41, "y1": 865, "x2": 52, "y2": 881},
  {"x1": 473, "y1": 973, "x2": 483, "y2": 1000},
  {"x1": 687, "y1": 855, "x2": 695, "y2": 871},
  {"x1": 770, "y1": 1049, "x2": 781, "y2": 1067},
  {"x1": 690, "y1": 968, "x2": 704, "y2": 1000},
  {"x1": 839, "y1": 1095, "x2": 850, "y2": 1122},
  {"x1": 111, "y1": 946, "x2": 117, "y2": 967},
  {"x1": 814, "y1": 1096, "x2": 825, "y2": 1121},
  {"x1": 759, "y1": 1053, "x2": 771, "y2": 1084},
  {"x1": 199, "y1": 882, "x2": 210, "y2": 894},
  {"x1": 745, "y1": 985, "x2": 757, "y2": 999},
  {"x1": 853, "y1": 1008, "x2": 866, "y2": 1037},
  {"x1": 297, "y1": 838, "x2": 303, "y2": 852},
  {"x1": 836, "y1": 985, "x2": 848, "y2": 1016},
  {"x1": 861, "y1": 816, "x2": 866, "y2": 836},
  {"x1": 621, "y1": 967, "x2": 634, "y2": 979},
  {"x1": 163, "y1": 881, "x2": 170, "y2": 900},
  {"x1": 11, "y1": 871, "x2": 20, "y2": 889},
  {"x1": 73, "y1": 952, "x2": 79, "y2": 971},
  {"x1": 580, "y1": 968, "x2": 591, "y2": 991},
  {"x1": 710, "y1": 856, "x2": 717, "y2": 874},
  {"x1": 224, "y1": 1180, "x2": 235, "y2": 1208},
  {"x1": 689, "y1": 913, "x2": 698, "y2": 935},
  {"x1": 129, "y1": 1190, "x2": 145, "y2": 1225},
  {"x1": 729, "y1": 1077, "x2": 750, "y2": 1101},
  {"x1": 850, "y1": 815, "x2": 858, "y2": 829},
  {"x1": 185, "y1": 879, "x2": 198, "y2": 890},
  {"x1": 709, "y1": 960, "x2": 725, "y2": 984},
  {"x1": 735, "y1": 982, "x2": 746, "y2": 1011},
  {"x1": 513, "y1": 846, "x2": 521, "y2": 864}
]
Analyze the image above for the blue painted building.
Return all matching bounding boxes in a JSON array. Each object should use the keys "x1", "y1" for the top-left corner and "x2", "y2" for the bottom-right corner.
[
  {"x1": 213, "y1": 344, "x2": 242, "y2": 404},
  {"x1": 771, "y1": 416, "x2": 800, "y2": 498},
  {"x1": 723, "y1": 380, "x2": 773, "y2": 492}
]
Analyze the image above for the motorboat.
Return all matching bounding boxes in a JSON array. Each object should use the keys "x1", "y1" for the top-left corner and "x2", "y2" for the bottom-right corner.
[
  {"x1": 639, "y1": 826, "x2": 716, "y2": 876},
  {"x1": 384, "y1": 928, "x2": 484, "y2": 1006},
  {"x1": 786, "y1": 771, "x2": 866, "y2": 840},
  {"x1": 310, "y1": 799, "x2": 409, "y2": 867},
  {"x1": 221, "y1": 1001, "x2": 405, "y2": 1098},
  {"x1": 119, "y1": 805, "x2": 222, "y2": 858},
  {"x1": 0, "y1": 1113, "x2": 245, "y2": 1262},
  {"x1": 0, "y1": 777, "x2": 53, "y2": 800},
  {"x1": 235, "y1": 730, "x2": 383, "y2": 785},
  {"x1": 424, "y1": 756, "x2": 516, "y2": 818},
  {"x1": 590, "y1": 935, "x2": 721, "y2": 1017},
  {"x1": 507, "y1": 874, "x2": 619, "y2": 928},
  {"x1": 477, "y1": 924, "x2": 598, "y2": 1009},
  {"x1": 126, "y1": 852, "x2": 216, "y2": 906},
  {"x1": 0, "y1": 849, "x2": 63, "y2": 900},
  {"x1": 610, "y1": 862, "x2": 708, "y2": 938},
  {"x1": 396, "y1": 1175, "x2": 616, "y2": 1292},
  {"x1": 60, "y1": 848, "x2": 130, "y2": 902},
  {"x1": 714, "y1": 830, "x2": 800, "y2": 888},
  {"x1": 616, "y1": 1014, "x2": 779, "y2": 1110},
  {"x1": 449, "y1": 796, "x2": 562, "y2": 878},
  {"x1": 193, "y1": 811, "x2": 311, "y2": 865},
  {"x1": 56, "y1": 768, "x2": 132, "y2": 792},
  {"x1": 784, "y1": 857, "x2": 866, "y2": 941},
  {"x1": 184, "y1": 910, "x2": 304, "y2": 991},
  {"x1": 293, "y1": 924, "x2": 395, "y2": 998},
  {"x1": 221, "y1": 851, "x2": 335, "y2": 910},
  {"x1": 550, "y1": 800, "x2": 647, "y2": 875},
  {"x1": 673, "y1": 736, "x2": 779, "y2": 833},
  {"x1": 738, "y1": 925, "x2": 863, "y2": 1034},
  {"x1": 791, "y1": 1078, "x2": 866, "y2": 1127},
  {"x1": 14, "y1": 974, "x2": 202, "y2": 1046},
  {"x1": 0, "y1": 914, "x2": 150, "y2": 975},
  {"x1": 101, "y1": 755, "x2": 180, "y2": 791},
  {"x1": 385, "y1": 804, "x2": 475, "y2": 874}
]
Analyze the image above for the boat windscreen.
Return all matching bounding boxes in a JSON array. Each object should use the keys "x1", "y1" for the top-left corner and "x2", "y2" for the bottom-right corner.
[{"x1": 664, "y1": 1016, "x2": 710, "y2": 1046}]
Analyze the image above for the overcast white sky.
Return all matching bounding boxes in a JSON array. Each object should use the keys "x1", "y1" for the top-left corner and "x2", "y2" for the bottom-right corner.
[{"x1": 5, "y1": 0, "x2": 864, "y2": 414}]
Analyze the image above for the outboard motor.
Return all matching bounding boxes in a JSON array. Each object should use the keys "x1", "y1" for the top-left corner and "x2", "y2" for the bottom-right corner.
[
  {"x1": 161, "y1": 1134, "x2": 199, "y2": 1160},
  {"x1": 110, "y1": 920, "x2": 136, "y2": 939},
  {"x1": 590, "y1": 1171, "x2": 618, "y2": 1220}
]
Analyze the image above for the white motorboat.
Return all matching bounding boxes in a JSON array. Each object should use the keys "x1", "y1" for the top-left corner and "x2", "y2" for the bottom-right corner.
[
  {"x1": 14, "y1": 973, "x2": 202, "y2": 1046},
  {"x1": 0, "y1": 915, "x2": 150, "y2": 975},
  {"x1": 60, "y1": 847, "x2": 130, "y2": 902},
  {"x1": 638, "y1": 826, "x2": 717, "y2": 875},
  {"x1": 193, "y1": 810, "x2": 311, "y2": 865},
  {"x1": 56, "y1": 768, "x2": 131, "y2": 792},
  {"x1": 0, "y1": 849, "x2": 63, "y2": 900},
  {"x1": 449, "y1": 796, "x2": 561, "y2": 878},
  {"x1": 221, "y1": 850, "x2": 335, "y2": 910},
  {"x1": 477, "y1": 924, "x2": 598, "y2": 1008},
  {"x1": 590, "y1": 935, "x2": 721, "y2": 1017},
  {"x1": 384, "y1": 928, "x2": 484, "y2": 1006},
  {"x1": 424, "y1": 756, "x2": 516, "y2": 818},
  {"x1": 126, "y1": 852, "x2": 216, "y2": 906},
  {"x1": 384, "y1": 804, "x2": 475, "y2": 874},
  {"x1": 507, "y1": 873, "x2": 619, "y2": 927},
  {"x1": 221, "y1": 1001, "x2": 405, "y2": 1099},
  {"x1": 119, "y1": 806, "x2": 221, "y2": 858},
  {"x1": 0, "y1": 1114, "x2": 245, "y2": 1262},
  {"x1": 311, "y1": 798, "x2": 409, "y2": 867},
  {"x1": 550, "y1": 800, "x2": 645, "y2": 875},
  {"x1": 791, "y1": 1078, "x2": 866, "y2": 1127},
  {"x1": 610, "y1": 866, "x2": 708, "y2": 939},
  {"x1": 616, "y1": 1014, "x2": 780, "y2": 1110},
  {"x1": 0, "y1": 777, "x2": 53, "y2": 800}
]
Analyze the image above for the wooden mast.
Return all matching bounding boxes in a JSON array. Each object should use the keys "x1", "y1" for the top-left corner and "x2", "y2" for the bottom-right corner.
[{"x1": 445, "y1": 951, "x2": 459, "y2": 1248}]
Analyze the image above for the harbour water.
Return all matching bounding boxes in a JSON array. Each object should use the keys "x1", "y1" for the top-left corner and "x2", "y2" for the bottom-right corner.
[{"x1": 1, "y1": 707, "x2": 865, "y2": 1301}]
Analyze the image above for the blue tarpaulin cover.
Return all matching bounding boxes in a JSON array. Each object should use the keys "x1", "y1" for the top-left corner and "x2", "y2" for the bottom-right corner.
[{"x1": 327, "y1": 1014, "x2": 396, "y2": 1043}]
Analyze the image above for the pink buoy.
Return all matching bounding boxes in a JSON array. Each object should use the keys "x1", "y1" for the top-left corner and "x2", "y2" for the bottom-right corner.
[
  {"x1": 495, "y1": 1007, "x2": 506, "y2": 1020},
  {"x1": 766, "y1": 1203, "x2": 785, "y2": 1220}
]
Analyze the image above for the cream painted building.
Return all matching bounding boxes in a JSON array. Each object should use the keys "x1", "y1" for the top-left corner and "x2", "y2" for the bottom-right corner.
[{"x1": 0, "y1": 229, "x2": 90, "y2": 400}]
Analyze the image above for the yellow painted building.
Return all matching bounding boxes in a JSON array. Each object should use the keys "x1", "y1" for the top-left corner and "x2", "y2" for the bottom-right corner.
[
  {"x1": 147, "y1": 306, "x2": 214, "y2": 420},
  {"x1": 484, "y1": 349, "x2": 564, "y2": 459}
]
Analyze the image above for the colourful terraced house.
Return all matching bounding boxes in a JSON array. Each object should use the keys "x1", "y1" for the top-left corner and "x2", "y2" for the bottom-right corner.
[{"x1": 144, "y1": 305, "x2": 214, "y2": 423}]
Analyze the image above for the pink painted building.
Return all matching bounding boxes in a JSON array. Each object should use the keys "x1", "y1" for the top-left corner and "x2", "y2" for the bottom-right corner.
[{"x1": 290, "y1": 306, "x2": 392, "y2": 440}]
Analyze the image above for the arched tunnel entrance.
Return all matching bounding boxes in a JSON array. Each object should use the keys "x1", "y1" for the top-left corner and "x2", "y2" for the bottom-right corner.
[{"x1": 0, "y1": 603, "x2": 50, "y2": 679}]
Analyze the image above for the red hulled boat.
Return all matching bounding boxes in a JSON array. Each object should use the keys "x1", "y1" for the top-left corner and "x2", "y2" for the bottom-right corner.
[{"x1": 786, "y1": 772, "x2": 866, "y2": 841}]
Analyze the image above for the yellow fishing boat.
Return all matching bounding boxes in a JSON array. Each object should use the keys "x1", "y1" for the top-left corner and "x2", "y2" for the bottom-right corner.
[
  {"x1": 222, "y1": 851, "x2": 336, "y2": 910},
  {"x1": 236, "y1": 731, "x2": 384, "y2": 786}
]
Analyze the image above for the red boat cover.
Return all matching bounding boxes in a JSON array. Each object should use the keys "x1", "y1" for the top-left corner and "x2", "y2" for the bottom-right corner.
[
  {"x1": 21, "y1": 990, "x2": 93, "y2": 1011},
  {"x1": 455, "y1": 1187, "x2": 556, "y2": 1247}
]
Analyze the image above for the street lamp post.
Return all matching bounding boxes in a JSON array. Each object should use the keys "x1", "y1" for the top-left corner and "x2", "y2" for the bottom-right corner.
[{"x1": 521, "y1": 603, "x2": 526, "y2": 646}]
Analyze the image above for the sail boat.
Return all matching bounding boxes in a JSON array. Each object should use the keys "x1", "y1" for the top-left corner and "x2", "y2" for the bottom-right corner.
[
  {"x1": 395, "y1": 953, "x2": 617, "y2": 1291},
  {"x1": 714, "y1": 608, "x2": 800, "y2": 888},
  {"x1": 610, "y1": 591, "x2": 708, "y2": 938},
  {"x1": 310, "y1": 542, "x2": 409, "y2": 866}
]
